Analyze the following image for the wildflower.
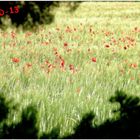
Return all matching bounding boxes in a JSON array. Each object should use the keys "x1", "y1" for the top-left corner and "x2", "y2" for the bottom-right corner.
[
  {"x1": 105, "y1": 44, "x2": 110, "y2": 48},
  {"x1": 124, "y1": 46, "x2": 127, "y2": 50},
  {"x1": 130, "y1": 63, "x2": 137, "y2": 68},
  {"x1": 53, "y1": 47, "x2": 58, "y2": 52},
  {"x1": 105, "y1": 31, "x2": 112, "y2": 36},
  {"x1": 60, "y1": 59, "x2": 65, "y2": 68},
  {"x1": 12, "y1": 58, "x2": 20, "y2": 63},
  {"x1": 42, "y1": 41, "x2": 49, "y2": 46},
  {"x1": 69, "y1": 64, "x2": 75, "y2": 73},
  {"x1": 64, "y1": 42, "x2": 68, "y2": 47},
  {"x1": 91, "y1": 57, "x2": 96, "y2": 62}
]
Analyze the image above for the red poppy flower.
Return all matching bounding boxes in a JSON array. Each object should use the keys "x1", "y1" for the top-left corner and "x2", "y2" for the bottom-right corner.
[
  {"x1": 130, "y1": 63, "x2": 137, "y2": 68},
  {"x1": 105, "y1": 44, "x2": 110, "y2": 48},
  {"x1": 53, "y1": 47, "x2": 57, "y2": 52},
  {"x1": 124, "y1": 46, "x2": 127, "y2": 50},
  {"x1": 12, "y1": 58, "x2": 20, "y2": 63},
  {"x1": 60, "y1": 60, "x2": 65, "y2": 67},
  {"x1": 64, "y1": 42, "x2": 68, "y2": 47},
  {"x1": 91, "y1": 57, "x2": 96, "y2": 62}
]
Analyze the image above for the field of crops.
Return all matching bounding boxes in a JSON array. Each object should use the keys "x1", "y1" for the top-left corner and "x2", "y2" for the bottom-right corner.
[{"x1": 0, "y1": 2, "x2": 140, "y2": 137}]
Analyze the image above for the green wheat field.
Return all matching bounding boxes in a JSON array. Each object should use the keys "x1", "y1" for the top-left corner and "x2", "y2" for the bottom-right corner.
[{"x1": 0, "y1": 2, "x2": 140, "y2": 137}]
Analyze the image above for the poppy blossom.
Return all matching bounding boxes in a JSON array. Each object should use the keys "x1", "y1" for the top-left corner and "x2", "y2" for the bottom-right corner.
[
  {"x1": 91, "y1": 57, "x2": 96, "y2": 62},
  {"x1": 60, "y1": 59, "x2": 65, "y2": 68},
  {"x1": 12, "y1": 58, "x2": 20, "y2": 63},
  {"x1": 64, "y1": 42, "x2": 68, "y2": 47},
  {"x1": 105, "y1": 44, "x2": 110, "y2": 48},
  {"x1": 130, "y1": 63, "x2": 137, "y2": 68},
  {"x1": 53, "y1": 47, "x2": 57, "y2": 52},
  {"x1": 42, "y1": 41, "x2": 49, "y2": 46},
  {"x1": 124, "y1": 46, "x2": 127, "y2": 50}
]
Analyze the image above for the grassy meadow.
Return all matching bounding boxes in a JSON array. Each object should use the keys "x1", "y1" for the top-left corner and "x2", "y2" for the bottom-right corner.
[{"x1": 0, "y1": 2, "x2": 140, "y2": 137}]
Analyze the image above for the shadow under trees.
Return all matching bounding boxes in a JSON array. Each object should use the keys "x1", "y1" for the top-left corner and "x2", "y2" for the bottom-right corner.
[
  {"x1": 65, "y1": 90, "x2": 140, "y2": 139},
  {"x1": 0, "y1": 90, "x2": 140, "y2": 138}
]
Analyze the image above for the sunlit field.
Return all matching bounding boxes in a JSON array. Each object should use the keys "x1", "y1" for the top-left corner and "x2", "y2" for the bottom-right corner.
[{"x1": 0, "y1": 2, "x2": 140, "y2": 137}]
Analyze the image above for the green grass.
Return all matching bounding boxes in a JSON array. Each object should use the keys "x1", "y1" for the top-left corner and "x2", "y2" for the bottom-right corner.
[{"x1": 0, "y1": 2, "x2": 140, "y2": 137}]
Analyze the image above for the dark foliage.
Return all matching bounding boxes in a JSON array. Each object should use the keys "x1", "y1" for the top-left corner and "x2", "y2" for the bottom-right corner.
[
  {"x1": 0, "y1": 93, "x2": 60, "y2": 139},
  {"x1": 0, "y1": 1, "x2": 81, "y2": 31},
  {"x1": 1, "y1": 106, "x2": 38, "y2": 139},
  {"x1": 0, "y1": 94, "x2": 9, "y2": 122},
  {"x1": 0, "y1": 1, "x2": 58, "y2": 30},
  {"x1": 0, "y1": 90, "x2": 140, "y2": 138},
  {"x1": 41, "y1": 127, "x2": 60, "y2": 139},
  {"x1": 65, "y1": 90, "x2": 140, "y2": 139}
]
